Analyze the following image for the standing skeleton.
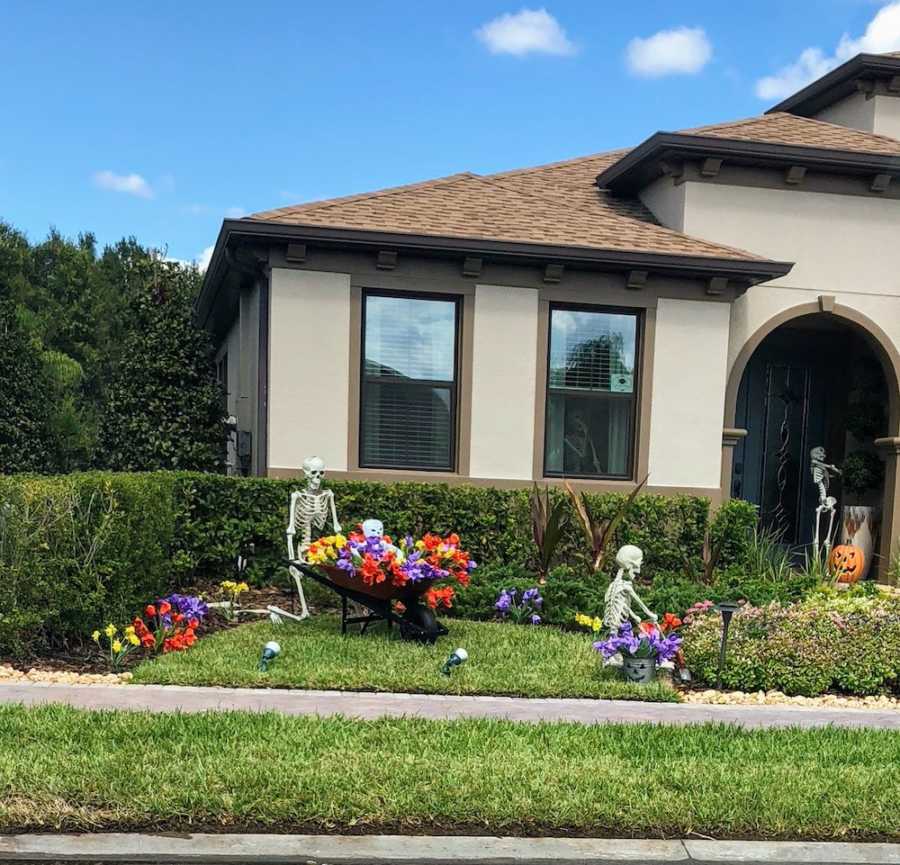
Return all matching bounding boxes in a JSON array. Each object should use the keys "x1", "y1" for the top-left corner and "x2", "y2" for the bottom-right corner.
[
  {"x1": 285, "y1": 456, "x2": 342, "y2": 619},
  {"x1": 810, "y1": 446, "x2": 841, "y2": 554},
  {"x1": 604, "y1": 545, "x2": 657, "y2": 632}
]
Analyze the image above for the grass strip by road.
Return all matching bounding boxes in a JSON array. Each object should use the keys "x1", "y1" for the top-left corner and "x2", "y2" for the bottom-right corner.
[
  {"x1": 132, "y1": 615, "x2": 678, "y2": 701},
  {"x1": 0, "y1": 704, "x2": 898, "y2": 840}
]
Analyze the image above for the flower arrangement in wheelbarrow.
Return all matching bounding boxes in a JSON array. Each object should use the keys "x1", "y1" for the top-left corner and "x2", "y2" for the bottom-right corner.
[
  {"x1": 305, "y1": 520, "x2": 476, "y2": 641},
  {"x1": 592, "y1": 613, "x2": 683, "y2": 684}
]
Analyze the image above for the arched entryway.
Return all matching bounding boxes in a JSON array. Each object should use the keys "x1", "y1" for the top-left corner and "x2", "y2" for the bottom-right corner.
[{"x1": 723, "y1": 301, "x2": 900, "y2": 576}]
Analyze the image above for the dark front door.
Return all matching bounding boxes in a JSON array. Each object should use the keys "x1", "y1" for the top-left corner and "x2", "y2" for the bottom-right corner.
[{"x1": 733, "y1": 328, "x2": 847, "y2": 546}]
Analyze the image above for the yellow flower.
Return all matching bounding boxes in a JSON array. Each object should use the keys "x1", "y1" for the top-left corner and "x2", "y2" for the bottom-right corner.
[
  {"x1": 124, "y1": 625, "x2": 135, "y2": 636},
  {"x1": 236, "y1": 582, "x2": 249, "y2": 594},
  {"x1": 127, "y1": 633, "x2": 140, "y2": 646},
  {"x1": 220, "y1": 580, "x2": 236, "y2": 592},
  {"x1": 104, "y1": 624, "x2": 117, "y2": 638},
  {"x1": 334, "y1": 534, "x2": 347, "y2": 547},
  {"x1": 91, "y1": 630, "x2": 101, "y2": 643},
  {"x1": 111, "y1": 639, "x2": 123, "y2": 654}
]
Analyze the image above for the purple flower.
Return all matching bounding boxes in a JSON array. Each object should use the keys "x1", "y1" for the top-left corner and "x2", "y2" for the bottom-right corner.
[
  {"x1": 163, "y1": 593, "x2": 208, "y2": 623},
  {"x1": 531, "y1": 614, "x2": 542, "y2": 625}
]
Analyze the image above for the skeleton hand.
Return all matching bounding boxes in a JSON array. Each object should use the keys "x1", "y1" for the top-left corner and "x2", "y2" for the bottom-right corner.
[{"x1": 333, "y1": 522, "x2": 342, "y2": 533}]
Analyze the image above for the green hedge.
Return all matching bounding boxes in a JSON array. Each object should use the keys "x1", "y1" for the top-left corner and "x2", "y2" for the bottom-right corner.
[
  {"x1": 682, "y1": 592, "x2": 900, "y2": 697},
  {"x1": 0, "y1": 472, "x2": 176, "y2": 655},
  {"x1": 0, "y1": 470, "x2": 755, "y2": 654}
]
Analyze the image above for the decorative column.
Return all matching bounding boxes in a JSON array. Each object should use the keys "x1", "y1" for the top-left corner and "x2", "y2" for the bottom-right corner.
[
  {"x1": 874, "y1": 436, "x2": 900, "y2": 583},
  {"x1": 720, "y1": 427, "x2": 748, "y2": 501}
]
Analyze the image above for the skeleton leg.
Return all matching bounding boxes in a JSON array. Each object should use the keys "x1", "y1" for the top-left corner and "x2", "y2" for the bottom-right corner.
[
  {"x1": 814, "y1": 504, "x2": 826, "y2": 554},
  {"x1": 289, "y1": 566, "x2": 311, "y2": 620},
  {"x1": 824, "y1": 505, "x2": 837, "y2": 555}
]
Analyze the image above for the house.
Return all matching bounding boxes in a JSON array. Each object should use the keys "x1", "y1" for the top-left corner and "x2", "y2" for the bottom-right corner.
[{"x1": 198, "y1": 51, "x2": 900, "y2": 574}]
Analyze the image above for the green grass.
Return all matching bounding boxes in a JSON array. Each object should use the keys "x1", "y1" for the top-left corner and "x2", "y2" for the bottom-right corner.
[
  {"x1": 0, "y1": 705, "x2": 898, "y2": 839},
  {"x1": 132, "y1": 615, "x2": 677, "y2": 702}
]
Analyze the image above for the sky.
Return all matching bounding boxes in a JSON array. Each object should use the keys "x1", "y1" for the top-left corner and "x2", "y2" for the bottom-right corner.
[{"x1": 3, "y1": 0, "x2": 900, "y2": 267}]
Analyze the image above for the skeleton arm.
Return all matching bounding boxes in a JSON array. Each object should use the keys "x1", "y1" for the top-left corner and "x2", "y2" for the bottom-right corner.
[
  {"x1": 328, "y1": 489, "x2": 342, "y2": 533},
  {"x1": 627, "y1": 584, "x2": 658, "y2": 623}
]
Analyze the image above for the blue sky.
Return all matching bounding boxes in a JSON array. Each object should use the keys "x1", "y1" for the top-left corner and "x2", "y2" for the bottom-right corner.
[{"x1": 3, "y1": 0, "x2": 899, "y2": 265}]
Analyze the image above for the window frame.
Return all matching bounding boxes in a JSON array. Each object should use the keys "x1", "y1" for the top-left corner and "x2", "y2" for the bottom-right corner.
[
  {"x1": 542, "y1": 302, "x2": 643, "y2": 481},
  {"x1": 358, "y1": 288, "x2": 462, "y2": 472}
]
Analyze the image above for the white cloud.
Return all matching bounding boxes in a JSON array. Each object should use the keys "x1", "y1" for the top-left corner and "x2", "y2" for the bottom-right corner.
[
  {"x1": 197, "y1": 245, "x2": 215, "y2": 272},
  {"x1": 93, "y1": 170, "x2": 154, "y2": 199},
  {"x1": 756, "y1": 1, "x2": 900, "y2": 99},
  {"x1": 475, "y1": 8, "x2": 576, "y2": 57},
  {"x1": 626, "y1": 27, "x2": 712, "y2": 78}
]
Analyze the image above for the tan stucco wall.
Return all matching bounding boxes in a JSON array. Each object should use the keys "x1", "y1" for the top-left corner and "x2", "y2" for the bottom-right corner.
[
  {"x1": 815, "y1": 91, "x2": 877, "y2": 131},
  {"x1": 469, "y1": 284, "x2": 538, "y2": 479},
  {"x1": 268, "y1": 267, "x2": 351, "y2": 472},
  {"x1": 638, "y1": 176, "x2": 685, "y2": 231},
  {"x1": 647, "y1": 299, "x2": 731, "y2": 489},
  {"x1": 682, "y1": 181, "x2": 900, "y2": 372},
  {"x1": 873, "y1": 94, "x2": 900, "y2": 140}
]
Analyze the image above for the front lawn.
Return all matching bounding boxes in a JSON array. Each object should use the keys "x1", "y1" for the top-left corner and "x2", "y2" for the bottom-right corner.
[
  {"x1": 0, "y1": 704, "x2": 898, "y2": 839},
  {"x1": 132, "y1": 615, "x2": 678, "y2": 702}
]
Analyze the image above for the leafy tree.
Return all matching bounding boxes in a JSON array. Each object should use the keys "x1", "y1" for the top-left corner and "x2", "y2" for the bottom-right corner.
[{"x1": 98, "y1": 255, "x2": 225, "y2": 471}]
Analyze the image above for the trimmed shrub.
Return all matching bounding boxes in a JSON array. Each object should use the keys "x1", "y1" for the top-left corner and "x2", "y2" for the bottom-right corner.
[
  {"x1": 682, "y1": 594, "x2": 900, "y2": 696},
  {"x1": 0, "y1": 472, "x2": 176, "y2": 655}
]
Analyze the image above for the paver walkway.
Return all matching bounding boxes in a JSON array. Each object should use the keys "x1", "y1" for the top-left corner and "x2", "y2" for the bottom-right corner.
[{"x1": 2, "y1": 681, "x2": 899, "y2": 729}]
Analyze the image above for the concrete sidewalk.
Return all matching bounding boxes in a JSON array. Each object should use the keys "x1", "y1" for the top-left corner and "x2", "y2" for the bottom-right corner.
[
  {"x1": 1, "y1": 833, "x2": 898, "y2": 864},
  {"x1": 1, "y1": 681, "x2": 899, "y2": 729}
]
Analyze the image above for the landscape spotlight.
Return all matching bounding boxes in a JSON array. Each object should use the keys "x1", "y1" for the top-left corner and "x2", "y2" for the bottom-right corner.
[
  {"x1": 258, "y1": 640, "x2": 281, "y2": 672},
  {"x1": 441, "y1": 648, "x2": 468, "y2": 676}
]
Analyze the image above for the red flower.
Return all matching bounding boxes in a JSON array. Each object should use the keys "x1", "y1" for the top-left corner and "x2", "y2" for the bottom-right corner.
[
  {"x1": 188, "y1": 618, "x2": 199, "y2": 629},
  {"x1": 661, "y1": 612, "x2": 682, "y2": 634},
  {"x1": 145, "y1": 604, "x2": 156, "y2": 618},
  {"x1": 639, "y1": 621, "x2": 659, "y2": 637},
  {"x1": 158, "y1": 601, "x2": 172, "y2": 616},
  {"x1": 447, "y1": 533, "x2": 460, "y2": 546},
  {"x1": 173, "y1": 613, "x2": 184, "y2": 623}
]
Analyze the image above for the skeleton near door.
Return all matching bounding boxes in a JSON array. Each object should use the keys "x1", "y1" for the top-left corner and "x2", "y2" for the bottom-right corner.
[{"x1": 810, "y1": 445, "x2": 841, "y2": 555}]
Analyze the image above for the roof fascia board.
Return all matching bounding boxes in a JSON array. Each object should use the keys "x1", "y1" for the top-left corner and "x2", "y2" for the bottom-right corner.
[
  {"x1": 767, "y1": 53, "x2": 900, "y2": 116},
  {"x1": 195, "y1": 218, "x2": 793, "y2": 326},
  {"x1": 595, "y1": 132, "x2": 900, "y2": 194}
]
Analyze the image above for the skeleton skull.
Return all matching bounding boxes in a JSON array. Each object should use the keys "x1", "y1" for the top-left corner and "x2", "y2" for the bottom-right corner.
[
  {"x1": 615, "y1": 544, "x2": 643, "y2": 577},
  {"x1": 302, "y1": 456, "x2": 326, "y2": 492},
  {"x1": 810, "y1": 446, "x2": 826, "y2": 462},
  {"x1": 362, "y1": 518, "x2": 384, "y2": 542}
]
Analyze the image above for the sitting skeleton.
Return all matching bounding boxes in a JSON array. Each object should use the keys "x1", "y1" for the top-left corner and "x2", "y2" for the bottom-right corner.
[
  {"x1": 285, "y1": 455, "x2": 342, "y2": 619},
  {"x1": 810, "y1": 446, "x2": 841, "y2": 553},
  {"x1": 604, "y1": 544, "x2": 657, "y2": 633}
]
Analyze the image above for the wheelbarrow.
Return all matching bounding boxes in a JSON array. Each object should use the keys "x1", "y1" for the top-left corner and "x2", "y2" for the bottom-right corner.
[{"x1": 286, "y1": 560, "x2": 449, "y2": 644}]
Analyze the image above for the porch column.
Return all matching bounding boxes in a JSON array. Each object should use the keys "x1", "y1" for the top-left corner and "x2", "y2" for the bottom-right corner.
[
  {"x1": 720, "y1": 427, "x2": 747, "y2": 501},
  {"x1": 875, "y1": 436, "x2": 900, "y2": 583}
]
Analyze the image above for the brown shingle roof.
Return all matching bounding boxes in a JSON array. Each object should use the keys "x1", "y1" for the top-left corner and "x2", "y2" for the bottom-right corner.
[
  {"x1": 683, "y1": 112, "x2": 900, "y2": 155},
  {"x1": 247, "y1": 110, "x2": 900, "y2": 266},
  {"x1": 249, "y1": 151, "x2": 765, "y2": 262}
]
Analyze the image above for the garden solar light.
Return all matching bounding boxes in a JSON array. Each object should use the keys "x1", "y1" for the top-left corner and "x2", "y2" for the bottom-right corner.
[
  {"x1": 715, "y1": 601, "x2": 740, "y2": 689},
  {"x1": 441, "y1": 647, "x2": 468, "y2": 676},
  {"x1": 258, "y1": 640, "x2": 281, "y2": 672}
]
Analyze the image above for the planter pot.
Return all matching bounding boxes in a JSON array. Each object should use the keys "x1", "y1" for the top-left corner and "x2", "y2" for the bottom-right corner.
[
  {"x1": 622, "y1": 655, "x2": 656, "y2": 684},
  {"x1": 840, "y1": 506, "x2": 880, "y2": 581}
]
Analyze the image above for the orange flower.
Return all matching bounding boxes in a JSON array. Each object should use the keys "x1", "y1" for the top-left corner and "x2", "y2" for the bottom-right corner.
[
  {"x1": 448, "y1": 533, "x2": 460, "y2": 546},
  {"x1": 638, "y1": 621, "x2": 658, "y2": 637},
  {"x1": 145, "y1": 604, "x2": 156, "y2": 618},
  {"x1": 661, "y1": 612, "x2": 682, "y2": 633},
  {"x1": 158, "y1": 601, "x2": 172, "y2": 616}
]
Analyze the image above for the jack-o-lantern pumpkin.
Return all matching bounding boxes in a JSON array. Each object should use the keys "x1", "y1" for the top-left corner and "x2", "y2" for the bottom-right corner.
[{"x1": 829, "y1": 544, "x2": 866, "y2": 583}]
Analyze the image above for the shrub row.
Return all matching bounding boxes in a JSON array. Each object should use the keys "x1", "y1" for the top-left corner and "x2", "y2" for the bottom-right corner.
[
  {"x1": 0, "y1": 470, "x2": 756, "y2": 655},
  {"x1": 682, "y1": 592, "x2": 900, "y2": 696}
]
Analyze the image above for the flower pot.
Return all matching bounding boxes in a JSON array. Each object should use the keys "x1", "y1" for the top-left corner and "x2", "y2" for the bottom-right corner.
[
  {"x1": 840, "y1": 506, "x2": 879, "y2": 580},
  {"x1": 622, "y1": 655, "x2": 656, "y2": 684}
]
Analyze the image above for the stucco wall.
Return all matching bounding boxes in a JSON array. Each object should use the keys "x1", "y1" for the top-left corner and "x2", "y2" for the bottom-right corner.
[
  {"x1": 873, "y1": 94, "x2": 900, "y2": 140},
  {"x1": 638, "y1": 176, "x2": 685, "y2": 231},
  {"x1": 469, "y1": 284, "x2": 538, "y2": 479},
  {"x1": 681, "y1": 181, "x2": 900, "y2": 371},
  {"x1": 647, "y1": 299, "x2": 731, "y2": 489},
  {"x1": 815, "y1": 91, "x2": 876, "y2": 131},
  {"x1": 268, "y1": 267, "x2": 351, "y2": 472}
]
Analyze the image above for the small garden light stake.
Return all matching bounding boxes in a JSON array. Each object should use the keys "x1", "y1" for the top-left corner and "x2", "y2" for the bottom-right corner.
[
  {"x1": 258, "y1": 640, "x2": 281, "y2": 672},
  {"x1": 441, "y1": 648, "x2": 468, "y2": 676},
  {"x1": 715, "y1": 601, "x2": 740, "y2": 689}
]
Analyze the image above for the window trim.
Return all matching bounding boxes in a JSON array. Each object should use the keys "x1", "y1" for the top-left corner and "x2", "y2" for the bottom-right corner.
[
  {"x1": 358, "y1": 288, "x2": 462, "y2": 472},
  {"x1": 542, "y1": 302, "x2": 643, "y2": 481}
]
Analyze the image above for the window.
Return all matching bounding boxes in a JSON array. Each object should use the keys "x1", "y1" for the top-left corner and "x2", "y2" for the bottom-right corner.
[
  {"x1": 544, "y1": 305, "x2": 640, "y2": 479},
  {"x1": 360, "y1": 291, "x2": 460, "y2": 471}
]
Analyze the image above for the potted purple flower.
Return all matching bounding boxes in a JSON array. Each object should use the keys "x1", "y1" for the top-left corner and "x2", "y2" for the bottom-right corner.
[
  {"x1": 592, "y1": 621, "x2": 682, "y2": 684},
  {"x1": 494, "y1": 587, "x2": 543, "y2": 625}
]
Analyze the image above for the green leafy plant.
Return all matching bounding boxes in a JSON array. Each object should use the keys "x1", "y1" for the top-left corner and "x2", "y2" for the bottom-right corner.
[
  {"x1": 842, "y1": 450, "x2": 885, "y2": 497},
  {"x1": 744, "y1": 525, "x2": 795, "y2": 583},
  {"x1": 529, "y1": 484, "x2": 567, "y2": 583},
  {"x1": 565, "y1": 475, "x2": 647, "y2": 573}
]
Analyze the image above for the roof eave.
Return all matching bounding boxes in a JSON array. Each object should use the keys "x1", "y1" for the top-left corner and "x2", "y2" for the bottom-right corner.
[
  {"x1": 766, "y1": 53, "x2": 900, "y2": 117},
  {"x1": 595, "y1": 132, "x2": 900, "y2": 194},
  {"x1": 195, "y1": 218, "x2": 793, "y2": 326}
]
